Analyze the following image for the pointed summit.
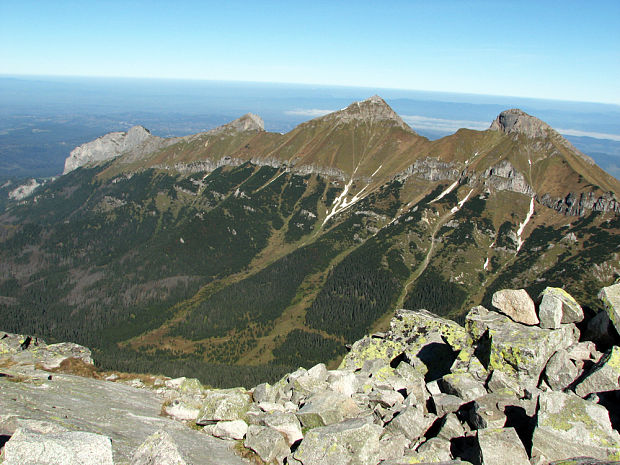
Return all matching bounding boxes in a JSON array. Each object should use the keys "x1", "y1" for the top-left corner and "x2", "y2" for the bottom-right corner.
[
  {"x1": 208, "y1": 113, "x2": 265, "y2": 135},
  {"x1": 489, "y1": 109, "x2": 555, "y2": 139},
  {"x1": 322, "y1": 95, "x2": 413, "y2": 132}
]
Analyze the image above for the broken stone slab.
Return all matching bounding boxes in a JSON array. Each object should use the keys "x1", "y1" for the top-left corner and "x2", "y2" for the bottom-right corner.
[
  {"x1": 567, "y1": 341, "x2": 603, "y2": 363},
  {"x1": 339, "y1": 336, "x2": 407, "y2": 371},
  {"x1": 244, "y1": 424, "x2": 290, "y2": 465},
  {"x1": 599, "y1": 283, "x2": 620, "y2": 335},
  {"x1": 415, "y1": 437, "x2": 453, "y2": 462},
  {"x1": 327, "y1": 370, "x2": 359, "y2": 397},
  {"x1": 539, "y1": 287, "x2": 584, "y2": 327},
  {"x1": 2, "y1": 427, "x2": 114, "y2": 465},
  {"x1": 368, "y1": 387, "x2": 405, "y2": 408},
  {"x1": 293, "y1": 416, "x2": 384, "y2": 465},
  {"x1": 465, "y1": 305, "x2": 579, "y2": 389},
  {"x1": 211, "y1": 419, "x2": 248, "y2": 440},
  {"x1": 132, "y1": 430, "x2": 188, "y2": 465},
  {"x1": 468, "y1": 394, "x2": 510, "y2": 430},
  {"x1": 449, "y1": 348, "x2": 488, "y2": 383},
  {"x1": 296, "y1": 390, "x2": 361, "y2": 428},
  {"x1": 385, "y1": 405, "x2": 436, "y2": 442},
  {"x1": 196, "y1": 388, "x2": 252, "y2": 424},
  {"x1": 544, "y1": 349, "x2": 579, "y2": 392},
  {"x1": 476, "y1": 427, "x2": 530, "y2": 465},
  {"x1": 437, "y1": 412, "x2": 467, "y2": 441},
  {"x1": 574, "y1": 346, "x2": 620, "y2": 398},
  {"x1": 491, "y1": 289, "x2": 539, "y2": 325},
  {"x1": 431, "y1": 393, "x2": 466, "y2": 417},
  {"x1": 532, "y1": 391, "x2": 620, "y2": 461},
  {"x1": 263, "y1": 411, "x2": 303, "y2": 446},
  {"x1": 438, "y1": 372, "x2": 486, "y2": 402}
]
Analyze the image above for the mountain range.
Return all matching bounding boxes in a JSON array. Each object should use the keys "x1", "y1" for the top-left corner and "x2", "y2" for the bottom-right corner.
[{"x1": 1, "y1": 96, "x2": 618, "y2": 387}]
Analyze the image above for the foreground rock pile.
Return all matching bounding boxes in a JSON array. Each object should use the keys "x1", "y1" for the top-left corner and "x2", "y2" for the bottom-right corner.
[
  {"x1": 1, "y1": 283, "x2": 620, "y2": 464},
  {"x1": 162, "y1": 284, "x2": 620, "y2": 465}
]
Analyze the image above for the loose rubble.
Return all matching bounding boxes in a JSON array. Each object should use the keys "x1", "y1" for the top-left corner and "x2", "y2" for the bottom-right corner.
[{"x1": 1, "y1": 285, "x2": 619, "y2": 464}]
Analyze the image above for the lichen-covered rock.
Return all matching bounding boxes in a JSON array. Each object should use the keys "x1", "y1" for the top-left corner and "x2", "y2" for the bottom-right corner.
[
  {"x1": 531, "y1": 391, "x2": 620, "y2": 461},
  {"x1": 438, "y1": 372, "x2": 486, "y2": 402},
  {"x1": 196, "y1": 388, "x2": 252, "y2": 424},
  {"x1": 574, "y1": 346, "x2": 620, "y2": 398},
  {"x1": 293, "y1": 416, "x2": 384, "y2": 465},
  {"x1": 544, "y1": 349, "x2": 579, "y2": 391},
  {"x1": 539, "y1": 287, "x2": 584, "y2": 326},
  {"x1": 491, "y1": 289, "x2": 539, "y2": 325},
  {"x1": 599, "y1": 283, "x2": 620, "y2": 335},
  {"x1": 132, "y1": 430, "x2": 187, "y2": 465},
  {"x1": 2, "y1": 427, "x2": 114, "y2": 465},
  {"x1": 465, "y1": 306, "x2": 579, "y2": 389},
  {"x1": 476, "y1": 427, "x2": 530, "y2": 465},
  {"x1": 244, "y1": 424, "x2": 290, "y2": 465},
  {"x1": 390, "y1": 309, "x2": 470, "y2": 352},
  {"x1": 296, "y1": 390, "x2": 361, "y2": 428},
  {"x1": 385, "y1": 405, "x2": 436, "y2": 442},
  {"x1": 211, "y1": 419, "x2": 248, "y2": 440},
  {"x1": 339, "y1": 336, "x2": 407, "y2": 371}
]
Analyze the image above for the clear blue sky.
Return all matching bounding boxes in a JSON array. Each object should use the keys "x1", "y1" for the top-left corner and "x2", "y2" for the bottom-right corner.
[{"x1": 1, "y1": 0, "x2": 619, "y2": 104}]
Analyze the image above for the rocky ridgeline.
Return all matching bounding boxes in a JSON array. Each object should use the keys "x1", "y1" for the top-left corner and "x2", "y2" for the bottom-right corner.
[{"x1": 2, "y1": 283, "x2": 620, "y2": 465}]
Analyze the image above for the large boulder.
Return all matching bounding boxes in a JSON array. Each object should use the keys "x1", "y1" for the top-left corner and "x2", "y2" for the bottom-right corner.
[
  {"x1": 543, "y1": 349, "x2": 579, "y2": 391},
  {"x1": 385, "y1": 405, "x2": 436, "y2": 442},
  {"x1": 2, "y1": 427, "x2": 114, "y2": 465},
  {"x1": 132, "y1": 430, "x2": 187, "y2": 465},
  {"x1": 211, "y1": 420, "x2": 248, "y2": 440},
  {"x1": 293, "y1": 416, "x2": 384, "y2": 465},
  {"x1": 599, "y1": 283, "x2": 620, "y2": 335},
  {"x1": 244, "y1": 425, "x2": 290, "y2": 465},
  {"x1": 296, "y1": 390, "x2": 361, "y2": 428},
  {"x1": 476, "y1": 427, "x2": 530, "y2": 465},
  {"x1": 465, "y1": 306, "x2": 579, "y2": 390},
  {"x1": 438, "y1": 372, "x2": 486, "y2": 402},
  {"x1": 263, "y1": 411, "x2": 303, "y2": 446},
  {"x1": 491, "y1": 289, "x2": 539, "y2": 325},
  {"x1": 538, "y1": 287, "x2": 584, "y2": 327},
  {"x1": 196, "y1": 388, "x2": 252, "y2": 424},
  {"x1": 531, "y1": 391, "x2": 620, "y2": 461},
  {"x1": 574, "y1": 346, "x2": 620, "y2": 398}
]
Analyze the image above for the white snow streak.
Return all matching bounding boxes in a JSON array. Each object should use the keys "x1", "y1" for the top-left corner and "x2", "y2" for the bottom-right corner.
[
  {"x1": 516, "y1": 197, "x2": 535, "y2": 252},
  {"x1": 370, "y1": 164, "x2": 383, "y2": 177},
  {"x1": 430, "y1": 180, "x2": 459, "y2": 204},
  {"x1": 483, "y1": 256, "x2": 489, "y2": 270},
  {"x1": 450, "y1": 189, "x2": 473, "y2": 214}
]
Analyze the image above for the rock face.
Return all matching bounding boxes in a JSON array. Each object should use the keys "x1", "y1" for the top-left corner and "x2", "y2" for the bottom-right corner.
[
  {"x1": 322, "y1": 95, "x2": 414, "y2": 132},
  {"x1": 490, "y1": 108, "x2": 555, "y2": 140},
  {"x1": 63, "y1": 125, "x2": 155, "y2": 173},
  {"x1": 207, "y1": 113, "x2": 264, "y2": 134}
]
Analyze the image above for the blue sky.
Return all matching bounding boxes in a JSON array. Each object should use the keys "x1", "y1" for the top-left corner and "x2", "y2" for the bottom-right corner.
[{"x1": 1, "y1": 1, "x2": 619, "y2": 104}]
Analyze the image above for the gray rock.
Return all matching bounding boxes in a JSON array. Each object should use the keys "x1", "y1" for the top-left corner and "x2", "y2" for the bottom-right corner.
[
  {"x1": 599, "y1": 283, "x2": 620, "y2": 335},
  {"x1": 252, "y1": 382, "x2": 272, "y2": 403},
  {"x1": 414, "y1": 437, "x2": 453, "y2": 462},
  {"x1": 438, "y1": 372, "x2": 487, "y2": 402},
  {"x1": 163, "y1": 398, "x2": 201, "y2": 421},
  {"x1": 437, "y1": 413, "x2": 466, "y2": 440},
  {"x1": 263, "y1": 411, "x2": 303, "y2": 446},
  {"x1": 0, "y1": 365, "x2": 245, "y2": 465},
  {"x1": 574, "y1": 346, "x2": 620, "y2": 398},
  {"x1": 296, "y1": 390, "x2": 360, "y2": 428},
  {"x1": 491, "y1": 289, "x2": 539, "y2": 325},
  {"x1": 531, "y1": 391, "x2": 620, "y2": 461},
  {"x1": 586, "y1": 310, "x2": 616, "y2": 346},
  {"x1": 538, "y1": 290, "x2": 563, "y2": 329},
  {"x1": 385, "y1": 405, "x2": 436, "y2": 442},
  {"x1": 431, "y1": 393, "x2": 466, "y2": 417},
  {"x1": 244, "y1": 425, "x2": 289, "y2": 465},
  {"x1": 544, "y1": 349, "x2": 579, "y2": 391},
  {"x1": 3, "y1": 427, "x2": 114, "y2": 465},
  {"x1": 327, "y1": 371, "x2": 358, "y2": 397},
  {"x1": 293, "y1": 416, "x2": 384, "y2": 465},
  {"x1": 196, "y1": 388, "x2": 252, "y2": 424},
  {"x1": 132, "y1": 430, "x2": 187, "y2": 465},
  {"x1": 211, "y1": 420, "x2": 248, "y2": 440},
  {"x1": 469, "y1": 394, "x2": 510, "y2": 430},
  {"x1": 476, "y1": 427, "x2": 530, "y2": 465},
  {"x1": 539, "y1": 287, "x2": 584, "y2": 325}
]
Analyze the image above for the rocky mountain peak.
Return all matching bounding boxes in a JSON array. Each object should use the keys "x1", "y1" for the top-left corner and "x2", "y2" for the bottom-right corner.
[
  {"x1": 489, "y1": 108, "x2": 554, "y2": 139},
  {"x1": 325, "y1": 95, "x2": 413, "y2": 132},
  {"x1": 209, "y1": 113, "x2": 264, "y2": 134}
]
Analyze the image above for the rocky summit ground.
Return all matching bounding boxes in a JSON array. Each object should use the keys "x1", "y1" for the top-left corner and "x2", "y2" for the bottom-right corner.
[{"x1": 1, "y1": 282, "x2": 620, "y2": 464}]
